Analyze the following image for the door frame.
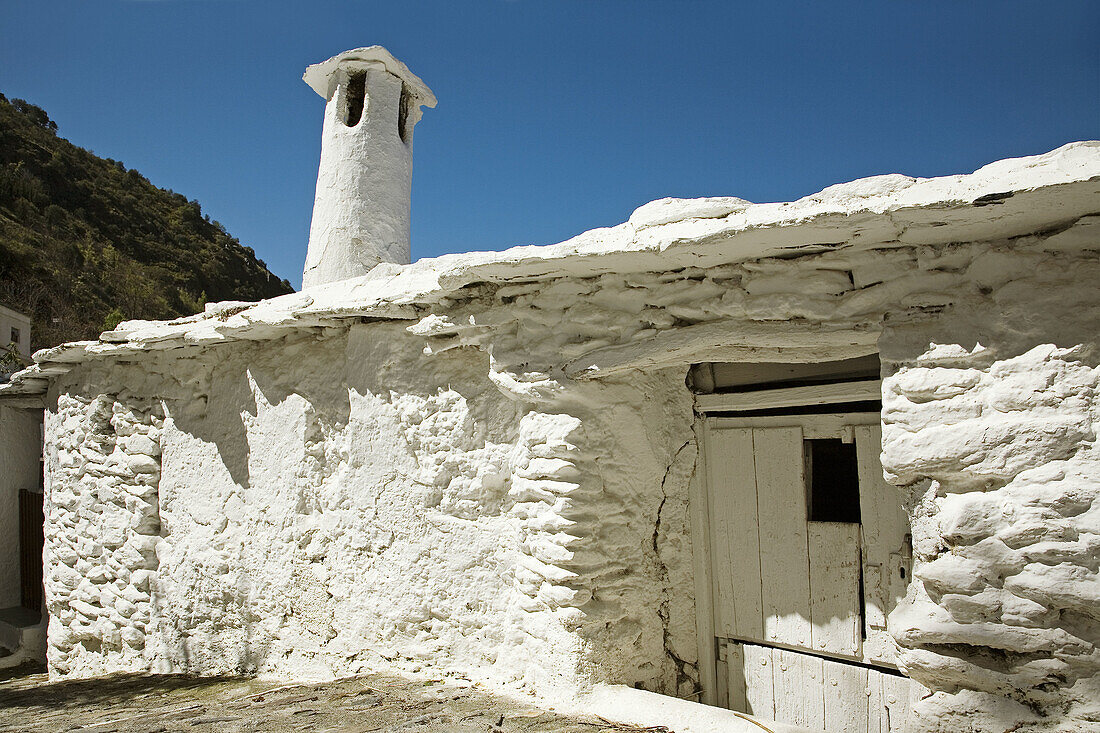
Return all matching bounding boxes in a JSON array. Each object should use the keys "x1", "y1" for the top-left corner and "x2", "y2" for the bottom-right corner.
[{"x1": 690, "y1": 381, "x2": 883, "y2": 707}]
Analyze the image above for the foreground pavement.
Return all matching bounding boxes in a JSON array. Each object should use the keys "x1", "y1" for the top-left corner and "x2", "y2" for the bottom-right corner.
[{"x1": 0, "y1": 665, "x2": 672, "y2": 733}]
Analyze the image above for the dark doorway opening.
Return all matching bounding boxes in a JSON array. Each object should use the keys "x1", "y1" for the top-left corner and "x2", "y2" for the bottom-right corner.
[{"x1": 18, "y1": 489, "x2": 43, "y2": 612}]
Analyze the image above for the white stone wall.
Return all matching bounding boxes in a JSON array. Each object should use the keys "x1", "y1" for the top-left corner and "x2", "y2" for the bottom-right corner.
[
  {"x1": 42, "y1": 394, "x2": 163, "y2": 674},
  {"x1": 402, "y1": 236, "x2": 1099, "y2": 726},
  {"x1": 41, "y1": 232, "x2": 1100, "y2": 728},
  {"x1": 554, "y1": 374, "x2": 699, "y2": 696},
  {"x1": 42, "y1": 323, "x2": 696, "y2": 697},
  {"x1": 0, "y1": 404, "x2": 42, "y2": 608},
  {"x1": 878, "y1": 252, "x2": 1100, "y2": 730},
  {"x1": 146, "y1": 325, "x2": 558, "y2": 685}
]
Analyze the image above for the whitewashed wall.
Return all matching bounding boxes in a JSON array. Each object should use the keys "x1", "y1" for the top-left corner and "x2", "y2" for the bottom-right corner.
[
  {"x1": 878, "y1": 251, "x2": 1100, "y2": 731},
  {"x1": 43, "y1": 323, "x2": 696, "y2": 696},
  {"x1": 43, "y1": 393, "x2": 163, "y2": 672},
  {"x1": 41, "y1": 234, "x2": 1099, "y2": 730},
  {"x1": 398, "y1": 235, "x2": 1100, "y2": 728}
]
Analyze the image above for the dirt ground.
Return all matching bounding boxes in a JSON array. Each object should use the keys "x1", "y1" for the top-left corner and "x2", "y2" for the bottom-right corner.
[{"x1": 0, "y1": 663, "x2": 672, "y2": 733}]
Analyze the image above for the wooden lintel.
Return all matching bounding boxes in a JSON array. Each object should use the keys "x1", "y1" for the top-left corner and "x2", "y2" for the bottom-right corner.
[
  {"x1": 695, "y1": 379, "x2": 882, "y2": 413},
  {"x1": 564, "y1": 319, "x2": 879, "y2": 380}
]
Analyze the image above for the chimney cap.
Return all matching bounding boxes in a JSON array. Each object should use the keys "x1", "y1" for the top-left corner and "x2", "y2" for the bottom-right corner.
[{"x1": 303, "y1": 46, "x2": 437, "y2": 109}]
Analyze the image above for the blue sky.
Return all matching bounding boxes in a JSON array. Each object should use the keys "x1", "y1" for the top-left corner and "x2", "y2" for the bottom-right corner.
[{"x1": 2, "y1": 1, "x2": 1097, "y2": 289}]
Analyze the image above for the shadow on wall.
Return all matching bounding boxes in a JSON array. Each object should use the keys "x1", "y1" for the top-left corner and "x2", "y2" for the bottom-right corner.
[
  {"x1": 155, "y1": 330, "x2": 355, "y2": 674},
  {"x1": 157, "y1": 323, "x2": 525, "y2": 677},
  {"x1": 168, "y1": 330, "x2": 352, "y2": 493},
  {"x1": 168, "y1": 324, "x2": 520, "y2": 492}
]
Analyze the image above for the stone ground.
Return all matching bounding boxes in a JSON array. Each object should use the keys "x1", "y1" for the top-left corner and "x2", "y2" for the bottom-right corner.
[{"x1": 0, "y1": 664, "x2": 673, "y2": 733}]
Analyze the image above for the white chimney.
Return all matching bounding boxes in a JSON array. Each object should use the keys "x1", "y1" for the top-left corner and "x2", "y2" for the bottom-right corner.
[{"x1": 301, "y1": 46, "x2": 436, "y2": 289}]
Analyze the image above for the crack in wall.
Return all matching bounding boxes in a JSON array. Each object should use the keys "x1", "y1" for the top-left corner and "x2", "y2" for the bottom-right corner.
[{"x1": 652, "y1": 438, "x2": 696, "y2": 696}]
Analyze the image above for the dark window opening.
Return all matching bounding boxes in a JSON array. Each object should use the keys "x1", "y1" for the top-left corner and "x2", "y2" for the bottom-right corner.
[
  {"x1": 398, "y1": 84, "x2": 412, "y2": 143},
  {"x1": 805, "y1": 438, "x2": 861, "y2": 523},
  {"x1": 344, "y1": 73, "x2": 366, "y2": 127},
  {"x1": 10, "y1": 326, "x2": 20, "y2": 345}
]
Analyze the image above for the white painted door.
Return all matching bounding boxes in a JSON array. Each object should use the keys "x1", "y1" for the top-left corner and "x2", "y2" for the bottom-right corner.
[{"x1": 703, "y1": 413, "x2": 918, "y2": 732}]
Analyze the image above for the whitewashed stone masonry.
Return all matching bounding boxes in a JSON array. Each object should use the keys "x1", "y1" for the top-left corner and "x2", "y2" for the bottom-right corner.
[{"x1": 44, "y1": 394, "x2": 163, "y2": 676}]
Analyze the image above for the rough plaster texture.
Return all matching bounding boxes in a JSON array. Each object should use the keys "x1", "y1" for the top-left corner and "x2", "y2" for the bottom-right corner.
[
  {"x1": 43, "y1": 394, "x2": 163, "y2": 674},
  {"x1": 878, "y1": 252, "x2": 1100, "y2": 731},
  {"x1": 302, "y1": 47, "x2": 435, "y2": 289},
  {"x1": 0, "y1": 404, "x2": 41, "y2": 608},
  {"x1": 6, "y1": 143, "x2": 1100, "y2": 731},
  {"x1": 40, "y1": 324, "x2": 698, "y2": 702}
]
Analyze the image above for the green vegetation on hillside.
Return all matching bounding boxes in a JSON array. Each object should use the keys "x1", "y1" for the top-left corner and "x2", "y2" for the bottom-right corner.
[{"x1": 0, "y1": 94, "x2": 293, "y2": 352}]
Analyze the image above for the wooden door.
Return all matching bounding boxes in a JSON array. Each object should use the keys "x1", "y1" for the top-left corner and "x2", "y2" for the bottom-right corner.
[
  {"x1": 19, "y1": 488, "x2": 43, "y2": 612},
  {"x1": 704, "y1": 413, "x2": 918, "y2": 732}
]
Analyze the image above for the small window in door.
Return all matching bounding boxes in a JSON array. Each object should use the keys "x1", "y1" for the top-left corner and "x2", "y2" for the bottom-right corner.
[{"x1": 804, "y1": 438, "x2": 861, "y2": 523}]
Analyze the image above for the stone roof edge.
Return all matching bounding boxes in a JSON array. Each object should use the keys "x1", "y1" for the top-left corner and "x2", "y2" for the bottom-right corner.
[{"x1": 3, "y1": 141, "x2": 1098, "y2": 398}]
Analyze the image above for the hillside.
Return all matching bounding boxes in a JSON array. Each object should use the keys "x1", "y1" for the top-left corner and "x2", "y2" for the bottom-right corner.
[{"x1": 0, "y1": 94, "x2": 293, "y2": 352}]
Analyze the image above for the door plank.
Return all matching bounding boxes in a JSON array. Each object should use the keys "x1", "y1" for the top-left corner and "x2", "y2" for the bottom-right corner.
[
  {"x1": 772, "y1": 648, "x2": 799, "y2": 726},
  {"x1": 725, "y1": 640, "x2": 749, "y2": 714},
  {"x1": 856, "y1": 425, "x2": 910, "y2": 666},
  {"x1": 754, "y1": 426, "x2": 812, "y2": 649},
  {"x1": 772, "y1": 647, "x2": 824, "y2": 729},
  {"x1": 823, "y1": 657, "x2": 869, "y2": 733},
  {"x1": 882, "y1": 673, "x2": 915, "y2": 732},
  {"x1": 866, "y1": 667, "x2": 920, "y2": 733},
  {"x1": 866, "y1": 668, "x2": 886, "y2": 733},
  {"x1": 809, "y1": 522, "x2": 863, "y2": 657},
  {"x1": 706, "y1": 427, "x2": 763, "y2": 639},
  {"x1": 688, "y1": 420, "x2": 718, "y2": 706},
  {"x1": 705, "y1": 428, "x2": 736, "y2": 640},
  {"x1": 743, "y1": 643, "x2": 775, "y2": 721},
  {"x1": 716, "y1": 638, "x2": 730, "y2": 710},
  {"x1": 802, "y1": 652, "x2": 826, "y2": 730}
]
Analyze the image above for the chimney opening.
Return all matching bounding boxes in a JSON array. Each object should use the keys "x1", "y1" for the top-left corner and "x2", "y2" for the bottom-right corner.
[
  {"x1": 398, "y1": 83, "x2": 412, "y2": 143},
  {"x1": 344, "y1": 72, "x2": 366, "y2": 127}
]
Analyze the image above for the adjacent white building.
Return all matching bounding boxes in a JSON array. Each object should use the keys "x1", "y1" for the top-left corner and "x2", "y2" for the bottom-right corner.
[
  {"x1": 0, "y1": 304, "x2": 31, "y2": 360},
  {"x1": 0, "y1": 304, "x2": 44, "y2": 668},
  {"x1": 2, "y1": 47, "x2": 1099, "y2": 733}
]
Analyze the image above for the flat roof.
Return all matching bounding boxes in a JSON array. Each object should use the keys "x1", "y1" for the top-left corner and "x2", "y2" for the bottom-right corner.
[{"x1": 4, "y1": 141, "x2": 1098, "y2": 397}]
